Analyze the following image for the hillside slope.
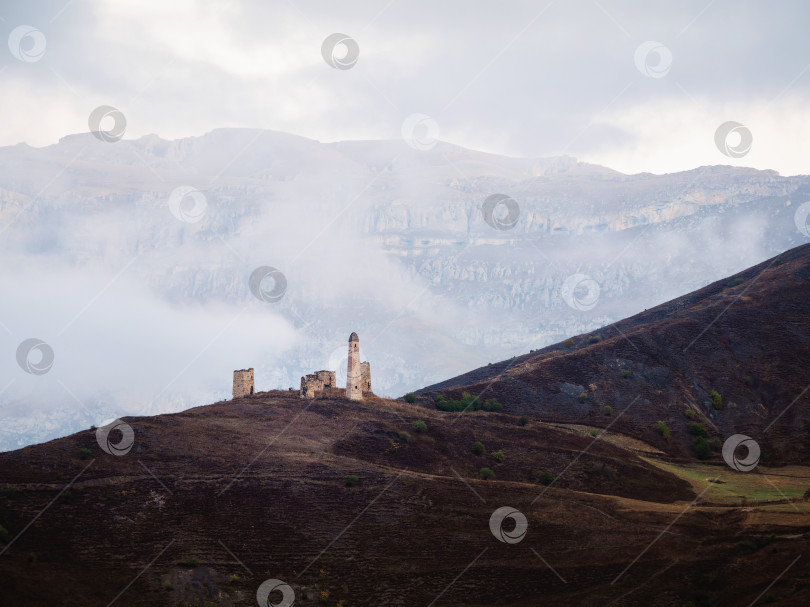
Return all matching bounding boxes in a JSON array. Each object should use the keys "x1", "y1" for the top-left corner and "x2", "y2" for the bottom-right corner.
[
  {"x1": 418, "y1": 243, "x2": 810, "y2": 462},
  {"x1": 2, "y1": 391, "x2": 809, "y2": 606}
]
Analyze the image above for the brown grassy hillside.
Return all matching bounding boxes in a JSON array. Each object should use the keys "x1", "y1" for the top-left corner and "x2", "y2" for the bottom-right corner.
[
  {"x1": 1, "y1": 390, "x2": 809, "y2": 606},
  {"x1": 418, "y1": 243, "x2": 810, "y2": 464}
]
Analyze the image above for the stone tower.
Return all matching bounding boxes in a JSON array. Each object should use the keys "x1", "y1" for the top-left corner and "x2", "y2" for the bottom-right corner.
[
  {"x1": 233, "y1": 368, "x2": 254, "y2": 398},
  {"x1": 346, "y1": 332, "x2": 363, "y2": 400}
]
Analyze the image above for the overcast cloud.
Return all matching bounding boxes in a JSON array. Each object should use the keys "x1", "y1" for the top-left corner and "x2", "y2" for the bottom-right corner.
[{"x1": 0, "y1": 0, "x2": 809, "y2": 175}]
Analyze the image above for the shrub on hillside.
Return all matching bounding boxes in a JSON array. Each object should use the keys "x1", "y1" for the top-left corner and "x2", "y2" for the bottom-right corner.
[
  {"x1": 78, "y1": 447, "x2": 92, "y2": 460},
  {"x1": 480, "y1": 467, "x2": 495, "y2": 480},
  {"x1": 412, "y1": 420, "x2": 427, "y2": 433},
  {"x1": 518, "y1": 416, "x2": 529, "y2": 426},
  {"x1": 709, "y1": 437, "x2": 722, "y2": 452},
  {"x1": 0, "y1": 523, "x2": 9, "y2": 542},
  {"x1": 692, "y1": 437, "x2": 712, "y2": 460},
  {"x1": 603, "y1": 406, "x2": 613, "y2": 416},
  {"x1": 654, "y1": 421, "x2": 671, "y2": 439},
  {"x1": 684, "y1": 409, "x2": 696, "y2": 419},
  {"x1": 710, "y1": 390, "x2": 723, "y2": 410},
  {"x1": 491, "y1": 449, "x2": 506, "y2": 463},
  {"x1": 577, "y1": 392, "x2": 588, "y2": 403},
  {"x1": 540, "y1": 472, "x2": 555, "y2": 486},
  {"x1": 345, "y1": 474, "x2": 359, "y2": 487},
  {"x1": 563, "y1": 338, "x2": 575, "y2": 348},
  {"x1": 472, "y1": 441, "x2": 485, "y2": 456},
  {"x1": 688, "y1": 422, "x2": 708, "y2": 438},
  {"x1": 398, "y1": 431, "x2": 411, "y2": 443},
  {"x1": 588, "y1": 335, "x2": 602, "y2": 344},
  {"x1": 435, "y1": 392, "x2": 502, "y2": 413},
  {"x1": 622, "y1": 369, "x2": 632, "y2": 379},
  {"x1": 404, "y1": 392, "x2": 416, "y2": 403}
]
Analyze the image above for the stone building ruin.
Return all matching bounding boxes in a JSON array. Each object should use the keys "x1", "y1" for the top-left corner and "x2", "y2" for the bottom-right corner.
[
  {"x1": 233, "y1": 368, "x2": 254, "y2": 398},
  {"x1": 232, "y1": 332, "x2": 371, "y2": 401},
  {"x1": 300, "y1": 370, "x2": 337, "y2": 398},
  {"x1": 300, "y1": 332, "x2": 372, "y2": 400}
]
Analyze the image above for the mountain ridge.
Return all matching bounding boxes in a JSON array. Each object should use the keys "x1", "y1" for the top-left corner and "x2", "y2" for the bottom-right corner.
[{"x1": 417, "y1": 242, "x2": 810, "y2": 462}]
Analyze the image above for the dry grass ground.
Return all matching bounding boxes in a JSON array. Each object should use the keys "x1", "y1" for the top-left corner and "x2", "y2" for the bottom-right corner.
[{"x1": 1, "y1": 391, "x2": 809, "y2": 606}]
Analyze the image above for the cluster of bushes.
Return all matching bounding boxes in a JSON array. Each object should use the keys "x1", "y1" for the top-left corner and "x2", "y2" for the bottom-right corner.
[
  {"x1": 710, "y1": 390, "x2": 723, "y2": 410},
  {"x1": 472, "y1": 440, "x2": 506, "y2": 464},
  {"x1": 652, "y1": 419, "x2": 723, "y2": 459},
  {"x1": 403, "y1": 392, "x2": 416, "y2": 403},
  {"x1": 435, "y1": 392, "x2": 502, "y2": 413},
  {"x1": 412, "y1": 420, "x2": 427, "y2": 433}
]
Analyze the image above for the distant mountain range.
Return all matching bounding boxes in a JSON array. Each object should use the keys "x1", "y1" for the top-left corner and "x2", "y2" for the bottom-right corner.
[{"x1": 1, "y1": 127, "x2": 809, "y2": 451}]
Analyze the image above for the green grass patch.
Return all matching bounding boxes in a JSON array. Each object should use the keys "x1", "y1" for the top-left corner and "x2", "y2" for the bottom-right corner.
[{"x1": 642, "y1": 459, "x2": 810, "y2": 505}]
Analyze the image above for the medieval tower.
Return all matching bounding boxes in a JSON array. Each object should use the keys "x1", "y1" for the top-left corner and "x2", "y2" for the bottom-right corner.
[
  {"x1": 346, "y1": 332, "x2": 363, "y2": 400},
  {"x1": 233, "y1": 368, "x2": 254, "y2": 398}
]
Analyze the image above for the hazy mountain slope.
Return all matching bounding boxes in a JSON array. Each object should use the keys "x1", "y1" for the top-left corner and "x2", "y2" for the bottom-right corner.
[{"x1": 417, "y1": 243, "x2": 810, "y2": 462}]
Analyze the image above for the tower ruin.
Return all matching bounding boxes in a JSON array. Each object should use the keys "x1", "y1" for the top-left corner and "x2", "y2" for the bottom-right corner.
[
  {"x1": 233, "y1": 368, "x2": 254, "y2": 398},
  {"x1": 297, "y1": 331, "x2": 372, "y2": 400},
  {"x1": 346, "y1": 332, "x2": 362, "y2": 400},
  {"x1": 300, "y1": 370, "x2": 337, "y2": 398}
]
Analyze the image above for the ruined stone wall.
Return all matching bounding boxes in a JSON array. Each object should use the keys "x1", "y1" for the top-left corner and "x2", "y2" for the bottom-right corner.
[
  {"x1": 300, "y1": 370, "x2": 337, "y2": 398},
  {"x1": 233, "y1": 368, "x2": 254, "y2": 399},
  {"x1": 360, "y1": 362, "x2": 372, "y2": 395}
]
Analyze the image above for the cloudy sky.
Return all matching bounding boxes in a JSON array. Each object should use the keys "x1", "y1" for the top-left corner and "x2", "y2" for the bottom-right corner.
[{"x1": 1, "y1": 1, "x2": 809, "y2": 174}]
